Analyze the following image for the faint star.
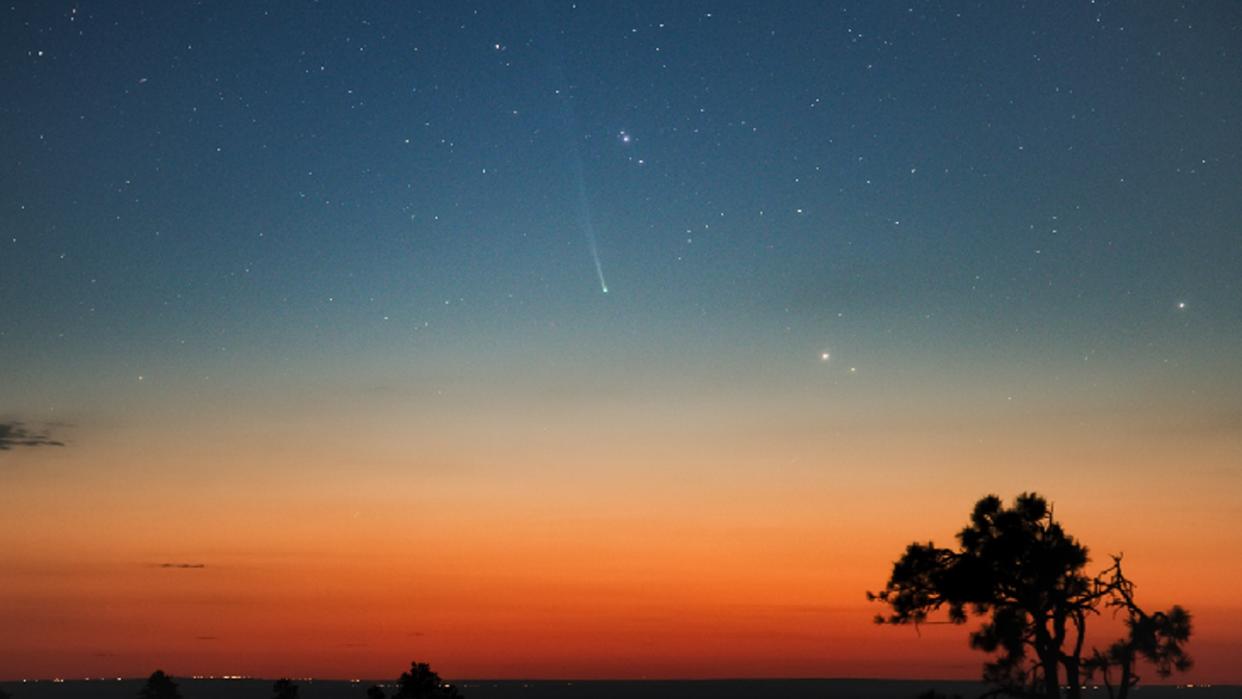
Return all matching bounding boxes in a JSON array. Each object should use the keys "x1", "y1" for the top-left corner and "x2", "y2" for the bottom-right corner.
[{"x1": 820, "y1": 351, "x2": 830, "y2": 362}]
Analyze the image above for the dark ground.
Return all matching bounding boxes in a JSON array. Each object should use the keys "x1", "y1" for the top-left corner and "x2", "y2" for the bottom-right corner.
[{"x1": 0, "y1": 679, "x2": 1235, "y2": 699}]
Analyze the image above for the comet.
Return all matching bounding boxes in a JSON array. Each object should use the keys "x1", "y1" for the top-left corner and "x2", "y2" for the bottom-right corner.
[
  {"x1": 573, "y1": 166, "x2": 610, "y2": 295},
  {"x1": 542, "y1": 3, "x2": 611, "y2": 295}
]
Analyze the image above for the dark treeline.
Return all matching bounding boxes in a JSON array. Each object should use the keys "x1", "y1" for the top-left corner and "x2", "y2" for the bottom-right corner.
[
  {"x1": 126, "y1": 663, "x2": 463, "y2": 699},
  {"x1": 2, "y1": 679, "x2": 1236, "y2": 699}
]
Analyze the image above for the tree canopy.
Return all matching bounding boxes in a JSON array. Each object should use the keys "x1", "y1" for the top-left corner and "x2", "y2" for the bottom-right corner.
[
  {"x1": 394, "y1": 662, "x2": 463, "y2": 699},
  {"x1": 137, "y1": 670, "x2": 181, "y2": 699},
  {"x1": 869, "y1": 493, "x2": 1192, "y2": 699}
]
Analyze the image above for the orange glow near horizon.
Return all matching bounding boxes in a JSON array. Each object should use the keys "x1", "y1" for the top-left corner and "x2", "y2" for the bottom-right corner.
[{"x1": 3, "y1": 396, "x2": 1240, "y2": 683}]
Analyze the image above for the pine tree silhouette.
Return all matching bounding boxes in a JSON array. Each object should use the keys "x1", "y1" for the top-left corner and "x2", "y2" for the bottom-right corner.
[{"x1": 137, "y1": 670, "x2": 181, "y2": 699}]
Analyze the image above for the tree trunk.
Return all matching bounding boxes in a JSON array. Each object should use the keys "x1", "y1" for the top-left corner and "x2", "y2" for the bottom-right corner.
[
  {"x1": 1116, "y1": 658, "x2": 1132, "y2": 699},
  {"x1": 1063, "y1": 656, "x2": 1081, "y2": 699},
  {"x1": 1034, "y1": 620, "x2": 1061, "y2": 699},
  {"x1": 1065, "y1": 611, "x2": 1087, "y2": 699},
  {"x1": 1040, "y1": 649, "x2": 1062, "y2": 699}
]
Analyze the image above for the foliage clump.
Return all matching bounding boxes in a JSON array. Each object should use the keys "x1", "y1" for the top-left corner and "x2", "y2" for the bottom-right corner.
[{"x1": 870, "y1": 493, "x2": 1192, "y2": 699}]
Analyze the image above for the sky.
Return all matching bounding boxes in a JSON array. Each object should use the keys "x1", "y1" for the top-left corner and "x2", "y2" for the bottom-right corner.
[{"x1": 2, "y1": 0, "x2": 1241, "y2": 684}]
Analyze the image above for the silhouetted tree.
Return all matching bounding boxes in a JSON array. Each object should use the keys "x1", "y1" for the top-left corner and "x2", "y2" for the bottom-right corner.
[
  {"x1": 273, "y1": 678, "x2": 300, "y2": 699},
  {"x1": 138, "y1": 670, "x2": 181, "y2": 699},
  {"x1": 367, "y1": 685, "x2": 387, "y2": 699},
  {"x1": 1084, "y1": 558, "x2": 1193, "y2": 699},
  {"x1": 395, "y1": 662, "x2": 462, "y2": 699},
  {"x1": 869, "y1": 493, "x2": 1192, "y2": 699}
]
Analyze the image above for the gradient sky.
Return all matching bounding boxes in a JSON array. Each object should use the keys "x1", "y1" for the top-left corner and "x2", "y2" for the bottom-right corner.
[{"x1": 2, "y1": 0, "x2": 1241, "y2": 684}]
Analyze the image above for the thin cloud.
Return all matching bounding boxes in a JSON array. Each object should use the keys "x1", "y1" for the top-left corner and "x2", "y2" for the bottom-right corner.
[
  {"x1": 0, "y1": 421, "x2": 64, "y2": 450},
  {"x1": 158, "y1": 563, "x2": 207, "y2": 569}
]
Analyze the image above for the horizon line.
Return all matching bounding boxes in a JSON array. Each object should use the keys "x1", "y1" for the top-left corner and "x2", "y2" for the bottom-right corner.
[{"x1": 2, "y1": 676, "x2": 1232, "y2": 687}]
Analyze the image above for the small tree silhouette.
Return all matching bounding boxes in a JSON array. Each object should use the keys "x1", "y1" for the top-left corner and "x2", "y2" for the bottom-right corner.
[
  {"x1": 869, "y1": 493, "x2": 1192, "y2": 699},
  {"x1": 138, "y1": 670, "x2": 181, "y2": 699},
  {"x1": 1084, "y1": 559, "x2": 1193, "y2": 699},
  {"x1": 394, "y1": 661, "x2": 462, "y2": 698},
  {"x1": 273, "y1": 678, "x2": 300, "y2": 699}
]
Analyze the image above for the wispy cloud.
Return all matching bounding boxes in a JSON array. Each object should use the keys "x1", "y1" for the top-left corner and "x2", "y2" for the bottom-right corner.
[
  {"x1": 158, "y1": 563, "x2": 207, "y2": 569},
  {"x1": 0, "y1": 421, "x2": 64, "y2": 450}
]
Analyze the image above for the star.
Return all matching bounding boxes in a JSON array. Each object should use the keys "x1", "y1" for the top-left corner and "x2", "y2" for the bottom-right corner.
[{"x1": 820, "y1": 351, "x2": 830, "y2": 362}]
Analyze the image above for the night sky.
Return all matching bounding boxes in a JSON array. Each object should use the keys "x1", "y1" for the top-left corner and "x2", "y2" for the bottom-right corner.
[{"x1": 2, "y1": 1, "x2": 1241, "y2": 683}]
